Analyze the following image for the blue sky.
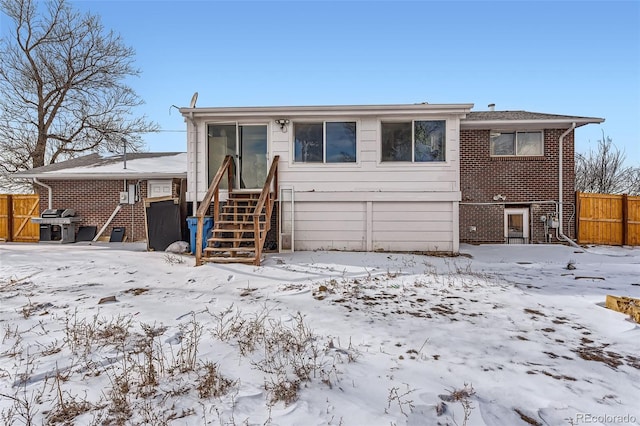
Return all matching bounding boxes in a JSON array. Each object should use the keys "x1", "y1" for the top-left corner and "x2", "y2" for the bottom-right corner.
[{"x1": 5, "y1": 0, "x2": 640, "y2": 163}]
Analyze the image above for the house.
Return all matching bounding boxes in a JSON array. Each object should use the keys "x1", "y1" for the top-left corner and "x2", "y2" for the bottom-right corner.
[
  {"x1": 178, "y1": 103, "x2": 603, "y2": 265},
  {"x1": 13, "y1": 152, "x2": 187, "y2": 242}
]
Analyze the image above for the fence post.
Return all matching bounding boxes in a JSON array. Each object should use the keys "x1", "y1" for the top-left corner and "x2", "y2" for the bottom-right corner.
[
  {"x1": 575, "y1": 192, "x2": 581, "y2": 244},
  {"x1": 622, "y1": 194, "x2": 629, "y2": 246}
]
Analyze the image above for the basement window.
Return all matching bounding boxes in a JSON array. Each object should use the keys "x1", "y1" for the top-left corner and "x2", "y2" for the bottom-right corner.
[{"x1": 490, "y1": 131, "x2": 543, "y2": 156}]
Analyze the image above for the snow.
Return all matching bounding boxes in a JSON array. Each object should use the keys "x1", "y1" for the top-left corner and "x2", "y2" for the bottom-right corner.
[
  {"x1": 1, "y1": 242, "x2": 639, "y2": 425},
  {"x1": 40, "y1": 153, "x2": 187, "y2": 175}
]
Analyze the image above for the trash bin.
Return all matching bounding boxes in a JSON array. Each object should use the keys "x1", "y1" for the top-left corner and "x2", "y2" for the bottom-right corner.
[{"x1": 186, "y1": 216, "x2": 214, "y2": 255}]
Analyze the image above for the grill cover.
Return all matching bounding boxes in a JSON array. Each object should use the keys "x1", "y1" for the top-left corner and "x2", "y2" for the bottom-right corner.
[{"x1": 41, "y1": 209, "x2": 65, "y2": 218}]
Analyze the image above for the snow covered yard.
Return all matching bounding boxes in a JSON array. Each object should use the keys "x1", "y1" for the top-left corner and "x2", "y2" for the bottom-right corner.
[{"x1": 1, "y1": 243, "x2": 639, "y2": 426}]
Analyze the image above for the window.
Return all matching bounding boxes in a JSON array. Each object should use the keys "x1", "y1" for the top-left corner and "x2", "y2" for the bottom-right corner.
[
  {"x1": 490, "y1": 131, "x2": 543, "y2": 156},
  {"x1": 294, "y1": 122, "x2": 356, "y2": 163},
  {"x1": 381, "y1": 120, "x2": 446, "y2": 162}
]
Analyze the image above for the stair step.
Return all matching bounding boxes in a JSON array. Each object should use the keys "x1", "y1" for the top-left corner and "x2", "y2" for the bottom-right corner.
[
  {"x1": 219, "y1": 211, "x2": 265, "y2": 217},
  {"x1": 229, "y1": 190, "x2": 262, "y2": 195},
  {"x1": 204, "y1": 247, "x2": 256, "y2": 258},
  {"x1": 215, "y1": 221, "x2": 266, "y2": 227},
  {"x1": 204, "y1": 245, "x2": 255, "y2": 251},
  {"x1": 207, "y1": 237, "x2": 256, "y2": 243},
  {"x1": 204, "y1": 240, "x2": 255, "y2": 252},
  {"x1": 201, "y1": 256, "x2": 260, "y2": 264},
  {"x1": 227, "y1": 196, "x2": 260, "y2": 201}
]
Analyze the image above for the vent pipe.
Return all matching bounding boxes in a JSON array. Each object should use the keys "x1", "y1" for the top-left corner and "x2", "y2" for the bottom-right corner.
[
  {"x1": 121, "y1": 137, "x2": 127, "y2": 169},
  {"x1": 488, "y1": 103, "x2": 495, "y2": 111}
]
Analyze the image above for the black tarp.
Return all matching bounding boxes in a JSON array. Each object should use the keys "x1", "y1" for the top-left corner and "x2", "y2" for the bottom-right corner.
[
  {"x1": 145, "y1": 198, "x2": 182, "y2": 251},
  {"x1": 76, "y1": 226, "x2": 97, "y2": 241}
]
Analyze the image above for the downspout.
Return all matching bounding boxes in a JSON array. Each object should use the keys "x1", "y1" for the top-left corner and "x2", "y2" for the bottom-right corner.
[
  {"x1": 557, "y1": 122, "x2": 580, "y2": 248},
  {"x1": 33, "y1": 178, "x2": 52, "y2": 210}
]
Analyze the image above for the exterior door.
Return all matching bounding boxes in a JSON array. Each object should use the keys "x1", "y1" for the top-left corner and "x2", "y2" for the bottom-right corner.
[
  {"x1": 504, "y1": 208, "x2": 529, "y2": 244},
  {"x1": 208, "y1": 124, "x2": 267, "y2": 189}
]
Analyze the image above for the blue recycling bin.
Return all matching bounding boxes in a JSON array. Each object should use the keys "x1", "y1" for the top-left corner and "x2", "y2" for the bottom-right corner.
[{"x1": 186, "y1": 216, "x2": 214, "y2": 255}]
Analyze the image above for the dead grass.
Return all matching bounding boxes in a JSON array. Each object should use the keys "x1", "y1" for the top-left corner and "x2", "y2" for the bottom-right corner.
[{"x1": 514, "y1": 408, "x2": 542, "y2": 425}]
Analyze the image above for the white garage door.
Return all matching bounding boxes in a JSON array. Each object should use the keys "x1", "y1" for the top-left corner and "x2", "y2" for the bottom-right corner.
[{"x1": 147, "y1": 180, "x2": 172, "y2": 198}]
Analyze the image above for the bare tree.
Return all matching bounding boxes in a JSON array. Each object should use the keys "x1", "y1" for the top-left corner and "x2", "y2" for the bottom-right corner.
[
  {"x1": 629, "y1": 167, "x2": 640, "y2": 196},
  {"x1": 575, "y1": 131, "x2": 636, "y2": 194},
  {"x1": 0, "y1": 0, "x2": 158, "y2": 177}
]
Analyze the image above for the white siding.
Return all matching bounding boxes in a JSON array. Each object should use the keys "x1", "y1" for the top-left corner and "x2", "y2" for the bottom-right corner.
[
  {"x1": 294, "y1": 201, "x2": 366, "y2": 251},
  {"x1": 274, "y1": 117, "x2": 460, "y2": 195},
  {"x1": 186, "y1": 121, "x2": 208, "y2": 203},
  {"x1": 291, "y1": 199, "x2": 456, "y2": 252},
  {"x1": 372, "y1": 202, "x2": 454, "y2": 252}
]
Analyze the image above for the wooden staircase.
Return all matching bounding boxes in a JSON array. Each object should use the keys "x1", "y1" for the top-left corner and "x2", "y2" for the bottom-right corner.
[
  {"x1": 203, "y1": 191, "x2": 267, "y2": 264},
  {"x1": 194, "y1": 155, "x2": 279, "y2": 266}
]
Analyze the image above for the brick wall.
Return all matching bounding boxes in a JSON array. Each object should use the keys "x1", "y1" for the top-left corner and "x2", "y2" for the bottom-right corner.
[
  {"x1": 36, "y1": 179, "x2": 182, "y2": 242},
  {"x1": 459, "y1": 128, "x2": 575, "y2": 244}
]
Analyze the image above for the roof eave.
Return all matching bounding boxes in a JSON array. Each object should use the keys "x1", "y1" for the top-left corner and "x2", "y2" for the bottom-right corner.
[
  {"x1": 460, "y1": 118, "x2": 605, "y2": 130},
  {"x1": 179, "y1": 103, "x2": 475, "y2": 118},
  {"x1": 13, "y1": 172, "x2": 187, "y2": 180}
]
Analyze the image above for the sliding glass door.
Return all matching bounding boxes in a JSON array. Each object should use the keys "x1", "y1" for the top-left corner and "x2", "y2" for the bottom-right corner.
[{"x1": 207, "y1": 124, "x2": 268, "y2": 189}]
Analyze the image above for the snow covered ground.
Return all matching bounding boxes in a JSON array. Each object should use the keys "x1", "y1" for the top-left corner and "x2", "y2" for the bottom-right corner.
[{"x1": 1, "y1": 242, "x2": 639, "y2": 425}]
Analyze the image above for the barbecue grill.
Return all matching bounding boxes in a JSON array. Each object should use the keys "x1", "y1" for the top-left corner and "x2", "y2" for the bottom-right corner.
[{"x1": 31, "y1": 209, "x2": 82, "y2": 243}]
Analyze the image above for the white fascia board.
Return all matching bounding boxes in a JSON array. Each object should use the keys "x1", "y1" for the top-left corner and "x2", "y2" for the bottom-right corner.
[
  {"x1": 293, "y1": 191, "x2": 462, "y2": 202},
  {"x1": 179, "y1": 104, "x2": 475, "y2": 119},
  {"x1": 460, "y1": 118, "x2": 605, "y2": 130},
  {"x1": 15, "y1": 173, "x2": 187, "y2": 180}
]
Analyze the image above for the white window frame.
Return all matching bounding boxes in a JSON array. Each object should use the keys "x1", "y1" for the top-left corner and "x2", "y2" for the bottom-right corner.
[
  {"x1": 293, "y1": 121, "x2": 358, "y2": 164},
  {"x1": 380, "y1": 119, "x2": 447, "y2": 163},
  {"x1": 490, "y1": 130, "x2": 544, "y2": 157}
]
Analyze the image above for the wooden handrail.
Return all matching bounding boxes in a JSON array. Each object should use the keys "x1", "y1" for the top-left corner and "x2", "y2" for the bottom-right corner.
[
  {"x1": 195, "y1": 155, "x2": 233, "y2": 266},
  {"x1": 252, "y1": 155, "x2": 280, "y2": 264}
]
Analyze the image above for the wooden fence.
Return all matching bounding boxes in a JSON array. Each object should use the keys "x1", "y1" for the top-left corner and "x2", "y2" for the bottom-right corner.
[
  {"x1": 0, "y1": 194, "x2": 40, "y2": 242},
  {"x1": 576, "y1": 192, "x2": 640, "y2": 246}
]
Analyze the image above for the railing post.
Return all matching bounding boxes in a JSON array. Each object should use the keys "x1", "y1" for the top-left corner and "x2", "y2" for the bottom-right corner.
[
  {"x1": 213, "y1": 187, "x2": 220, "y2": 224},
  {"x1": 194, "y1": 155, "x2": 233, "y2": 266},
  {"x1": 227, "y1": 160, "x2": 234, "y2": 195}
]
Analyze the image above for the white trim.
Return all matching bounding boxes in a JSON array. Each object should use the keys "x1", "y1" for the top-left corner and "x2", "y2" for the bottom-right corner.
[
  {"x1": 290, "y1": 119, "x2": 360, "y2": 166},
  {"x1": 293, "y1": 191, "x2": 461, "y2": 202},
  {"x1": 379, "y1": 118, "x2": 448, "y2": 164},
  {"x1": 490, "y1": 130, "x2": 545, "y2": 157},
  {"x1": 504, "y1": 208, "x2": 530, "y2": 241},
  {"x1": 461, "y1": 118, "x2": 603, "y2": 130},
  {"x1": 366, "y1": 201, "x2": 373, "y2": 251},
  {"x1": 180, "y1": 103, "x2": 474, "y2": 119},
  {"x1": 16, "y1": 173, "x2": 185, "y2": 180}
]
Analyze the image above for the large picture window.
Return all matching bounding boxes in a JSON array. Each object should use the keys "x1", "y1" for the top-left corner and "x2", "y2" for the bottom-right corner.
[
  {"x1": 294, "y1": 122, "x2": 356, "y2": 163},
  {"x1": 381, "y1": 120, "x2": 446, "y2": 162},
  {"x1": 490, "y1": 131, "x2": 543, "y2": 156}
]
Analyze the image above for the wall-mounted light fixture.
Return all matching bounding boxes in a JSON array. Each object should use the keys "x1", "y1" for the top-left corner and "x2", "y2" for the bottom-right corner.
[
  {"x1": 492, "y1": 194, "x2": 507, "y2": 201},
  {"x1": 275, "y1": 119, "x2": 290, "y2": 132}
]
